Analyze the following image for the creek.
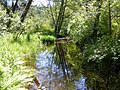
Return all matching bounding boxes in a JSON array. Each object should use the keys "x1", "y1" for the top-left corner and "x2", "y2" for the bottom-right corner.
[
  {"x1": 33, "y1": 41, "x2": 89, "y2": 90},
  {"x1": 36, "y1": 49, "x2": 86, "y2": 90},
  {"x1": 30, "y1": 40, "x2": 120, "y2": 90}
]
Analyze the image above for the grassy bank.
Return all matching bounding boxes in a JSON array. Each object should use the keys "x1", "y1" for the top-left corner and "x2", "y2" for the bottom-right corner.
[{"x1": 0, "y1": 32, "x2": 41, "y2": 90}]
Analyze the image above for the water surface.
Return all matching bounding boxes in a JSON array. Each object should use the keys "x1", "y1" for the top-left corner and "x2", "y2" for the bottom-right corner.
[
  {"x1": 33, "y1": 41, "x2": 120, "y2": 90},
  {"x1": 35, "y1": 42, "x2": 88, "y2": 90}
]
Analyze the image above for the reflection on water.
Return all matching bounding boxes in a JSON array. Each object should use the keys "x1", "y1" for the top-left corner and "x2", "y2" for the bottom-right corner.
[
  {"x1": 36, "y1": 43, "x2": 87, "y2": 90},
  {"x1": 74, "y1": 76, "x2": 87, "y2": 90},
  {"x1": 36, "y1": 49, "x2": 65, "y2": 89},
  {"x1": 36, "y1": 49, "x2": 87, "y2": 90},
  {"x1": 34, "y1": 41, "x2": 120, "y2": 90}
]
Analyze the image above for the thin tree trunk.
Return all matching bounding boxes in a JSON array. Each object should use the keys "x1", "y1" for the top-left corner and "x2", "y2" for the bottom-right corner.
[
  {"x1": 85, "y1": 0, "x2": 88, "y2": 12},
  {"x1": 90, "y1": 0, "x2": 103, "y2": 40},
  {"x1": 6, "y1": 0, "x2": 11, "y2": 27},
  {"x1": 12, "y1": 0, "x2": 18, "y2": 13},
  {"x1": 54, "y1": 0, "x2": 66, "y2": 37},
  {"x1": 20, "y1": 0, "x2": 33, "y2": 22},
  {"x1": 48, "y1": 0, "x2": 55, "y2": 25},
  {"x1": 15, "y1": 0, "x2": 33, "y2": 40},
  {"x1": 108, "y1": 0, "x2": 112, "y2": 36}
]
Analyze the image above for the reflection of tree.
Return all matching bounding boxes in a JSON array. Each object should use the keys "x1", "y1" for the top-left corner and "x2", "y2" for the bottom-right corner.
[
  {"x1": 55, "y1": 41, "x2": 120, "y2": 90},
  {"x1": 56, "y1": 41, "x2": 69, "y2": 78},
  {"x1": 55, "y1": 41, "x2": 84, "y2": 89}
]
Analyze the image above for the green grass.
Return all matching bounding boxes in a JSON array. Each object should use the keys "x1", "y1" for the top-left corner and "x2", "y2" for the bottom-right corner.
[
  {"x1": 41, "y1": 35, "x2": 55, "y2": 45},
  {"x1": 0, "y1": 32, "x2": 41, "y2": 90}
]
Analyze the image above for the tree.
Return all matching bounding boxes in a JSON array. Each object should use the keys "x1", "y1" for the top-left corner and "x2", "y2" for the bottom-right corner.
[
  {"x1": 108, "y1": 0, "x2": 112, "y2": 36},
  {"x1": 90, "y1": 0, "x2": 103, "y2": 40},
  {"x1": 12, "y1": 0, "x2": 19, "y2": 13},
  {"x1": 48, "y1": 0, "x2": 67, "y2": 37},
  {"x1": 20, "y1": 0, "x2": 33, "y2": 22}
]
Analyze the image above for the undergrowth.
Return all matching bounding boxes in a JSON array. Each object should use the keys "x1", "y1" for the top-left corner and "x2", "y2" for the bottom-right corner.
[{"x1": 0, "y1": 32, "x2": 41, "y2": 90}]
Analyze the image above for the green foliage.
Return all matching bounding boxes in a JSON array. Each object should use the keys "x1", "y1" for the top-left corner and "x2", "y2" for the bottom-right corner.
[
  {"x1": 0, "y1": 7, "x2": 7, "y2": 32},
  {"x1": 67, "y1": 0, "x2": 97, "y2": 42},
  {"x1": 63, "y1": 0, "x2": 120, "y2": 89},
  {"x1": 82, "y1": 35, "x2": 120, "y2": 89},
  {"x1": 0, "y1": 0, "x2": 120, "y2": 89},
  {"x1": 0, "y1": 33, "x2": 40, "y2": 90},
  {"x1": 41, "y1": 35, "x2": 55, "y2": 45},
  {"x1": 84, "y1": 35, "x2": 120, "y2": 63}
]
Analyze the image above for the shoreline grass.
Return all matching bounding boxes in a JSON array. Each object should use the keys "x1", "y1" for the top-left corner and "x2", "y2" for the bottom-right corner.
[{"x1": 0, "y1": 32, "x2": 41, "y2": 90}]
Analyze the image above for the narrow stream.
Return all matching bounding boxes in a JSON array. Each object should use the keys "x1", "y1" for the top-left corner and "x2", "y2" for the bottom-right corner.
[
  {"x1": 35, "y1": 49, "x2": 87, "y2": 90},
  {"x1": 29, "y1": 40, "x2": 120, "y2": 90},
  {"x1": 32, "y1": 39, "x2": 90, "y2": 90}
]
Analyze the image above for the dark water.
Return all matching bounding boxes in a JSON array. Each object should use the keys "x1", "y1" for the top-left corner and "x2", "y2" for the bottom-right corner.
[{"x1": 33, "y1": 41, "x2": 120, "y2": 90}]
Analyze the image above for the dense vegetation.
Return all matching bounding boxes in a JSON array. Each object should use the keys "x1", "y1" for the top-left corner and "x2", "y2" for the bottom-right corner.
[{"x1": 0, "y1": 0, "x2": 120, "y2": 90}]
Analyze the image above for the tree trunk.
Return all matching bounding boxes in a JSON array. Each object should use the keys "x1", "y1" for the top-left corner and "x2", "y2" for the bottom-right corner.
[
  {"x1": 6, "y1": 0, "x2": 11, "y2": 27},
  {"x1": 20, "y1": 0, "x2": 33, "y2": 22},
  {"x1": 48, "y1": 0, "x2": 55, "y2": 26},
  {"x1": 12, "y1": 0, "x2": 18, "y2": 13},
  {"x1": 108, "y1": 0, "x2": 112, "y2": 36},
  {"x1": 54, "y1": 0, "x2": 66, "y2": 37},
  {"x1": 90, "y1": 0, "x2": 103, "y2": 40},
  {"x1": 15, "y1": 0, "x2": 33, "y2": 40},
  {"x1": 85, "y1": 0, "x2": 89, "y2": 12}
]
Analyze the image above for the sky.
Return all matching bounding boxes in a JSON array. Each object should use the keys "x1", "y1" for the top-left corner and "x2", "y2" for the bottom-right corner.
[
  {"x1": 32, "y1": 0, "x2": 48, "y2": 6},
  {"x1": 7, "y1": 0, "x2": 48, "y2": 7}
]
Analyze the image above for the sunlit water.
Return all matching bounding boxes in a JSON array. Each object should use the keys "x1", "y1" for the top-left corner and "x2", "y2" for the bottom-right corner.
[{"x1": 35, "y1": 49, "x2": 88, "y2": 90}]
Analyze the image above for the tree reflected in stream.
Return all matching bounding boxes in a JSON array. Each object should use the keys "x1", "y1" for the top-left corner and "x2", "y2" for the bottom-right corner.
[
  {"x1": 35, "y1": 40, "x2": 85, "y2": 90},
  {"x1": 56, "y1": 42, "x2": 70, "y2": 79},
  {"x1": 35, "y1": 40, "x2": 120, "y2": 90}
]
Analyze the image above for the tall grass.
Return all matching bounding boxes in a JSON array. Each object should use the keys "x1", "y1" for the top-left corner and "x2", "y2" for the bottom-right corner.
[{"x1": 0, "y1": 32, "x2": 41, "y2": 90}]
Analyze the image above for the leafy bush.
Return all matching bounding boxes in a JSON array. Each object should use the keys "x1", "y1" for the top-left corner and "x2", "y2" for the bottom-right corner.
[
  {"x1": 84, "y1": 36, "x2": 120, "y2": 62},
  {"x1": 83, "y1": 35, "x2": 120, "y2": 75},
  {"x1": 81, "y1": 35, "x2": 120, "y2": 89}
]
